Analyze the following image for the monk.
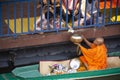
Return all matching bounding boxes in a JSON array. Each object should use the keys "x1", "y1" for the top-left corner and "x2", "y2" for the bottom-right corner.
[{"x1": 74, "y1": 35, "x2": 107, "y2": 70}]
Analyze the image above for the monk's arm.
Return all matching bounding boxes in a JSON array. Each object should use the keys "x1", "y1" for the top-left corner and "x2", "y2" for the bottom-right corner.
[
  {"x1": 82, "y1": 35, "x2": 92, "y2": 47},
  {"x1": 74, "y1": 43, "x2": 96, "y2": 56},
  {"x1": 79, "y1": 45, "x2": 96, "y2": 57}
]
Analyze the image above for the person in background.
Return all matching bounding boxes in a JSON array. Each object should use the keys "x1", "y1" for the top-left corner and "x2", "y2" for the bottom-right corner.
[
  {"x1": 74, "y1": 0, "x2": 99, "y2": 26},
  {"x1": 35, "y1": 6, "x2": 54, "y2": 31},
  {"x1": 62, "y1": 0, "x2": 80, "y2": 33},
  {"x1": 74, "y1": 35, "x2": 107, "y2": 70},
  {"x1": 35, "y1": 0, "x2": 66, "y2": 31}
]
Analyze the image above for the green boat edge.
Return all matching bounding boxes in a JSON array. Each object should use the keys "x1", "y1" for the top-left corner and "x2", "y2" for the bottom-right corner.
[{"x1": 12, "y1": 52, "x2": 120, "y2": 80}]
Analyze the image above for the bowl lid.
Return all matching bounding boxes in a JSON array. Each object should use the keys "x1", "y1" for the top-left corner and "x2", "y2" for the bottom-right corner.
[
  {"x1": 71, "y1": 36, "x2": 82, "y2": 39},
  {"x1": 70, "y1": 58, "x2": 80, "y2": 70},
  {"x1": 71, "y1": 34, "x2": 82, "y2": 39}
]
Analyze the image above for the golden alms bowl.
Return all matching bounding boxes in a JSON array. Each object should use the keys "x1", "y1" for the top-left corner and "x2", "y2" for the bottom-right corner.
[{"x1": 70, "y1": 34, "x2": 83, "y2": 43}]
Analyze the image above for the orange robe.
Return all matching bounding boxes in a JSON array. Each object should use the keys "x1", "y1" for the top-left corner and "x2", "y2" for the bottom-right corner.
[{"x1": 79, "y1": 44, "x2": 107, "y2": 70}]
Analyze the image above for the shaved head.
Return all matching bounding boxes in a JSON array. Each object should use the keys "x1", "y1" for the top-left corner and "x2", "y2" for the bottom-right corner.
[{"x1": 94, "y1": 37, "x2": 104, "y2": 45}]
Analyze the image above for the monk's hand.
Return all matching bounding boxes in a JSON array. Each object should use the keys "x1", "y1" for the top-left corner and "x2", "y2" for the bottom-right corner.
[
  {"x1": 81, "y1": 34, "x2": 86, "y2": 40},
  {"x1": 80, "y1": 34, "x2": 85, "y2": 39},
  {"x1": 74, "y1": 43, "x2": 81, "y2": 47}
]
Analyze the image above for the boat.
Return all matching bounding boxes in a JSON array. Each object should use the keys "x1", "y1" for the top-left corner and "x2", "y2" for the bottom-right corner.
[{"x1": 11, "y1": 52, "x2": 120, "y2": 80}]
